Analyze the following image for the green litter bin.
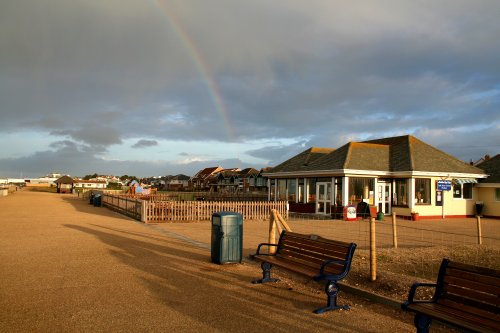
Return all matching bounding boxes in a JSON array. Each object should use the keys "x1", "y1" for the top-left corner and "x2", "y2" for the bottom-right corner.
[
  {"x1": 377, "y1": 212, "x2": 384, "y2": 221},
  {"x1": 93, "y1": 194, "x2": 102, "y2": 207},
  {"x1": 211, "y1": 212, "x2": 243, "y2": 264}
]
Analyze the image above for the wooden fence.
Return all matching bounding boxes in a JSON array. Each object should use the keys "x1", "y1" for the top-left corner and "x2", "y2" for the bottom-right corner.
[
  {"x1": 98, "y1": 193, "x2": 143, "y2": 220},
  {"x1": 141, "y1": 200, "x2": 288, "y2": 223},
  {"x1": 95, "y1": 192, "x2": 287, "y2": 223}
]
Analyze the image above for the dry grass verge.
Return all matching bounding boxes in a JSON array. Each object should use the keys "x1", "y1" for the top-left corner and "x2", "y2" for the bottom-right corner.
[{"x1": 345, "y1": 244, "x2": 500, "y2": 301}]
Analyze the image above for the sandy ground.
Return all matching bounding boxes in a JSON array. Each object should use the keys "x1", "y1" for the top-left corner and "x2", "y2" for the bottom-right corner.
[{"x1": 0, "y1": 190, "x2": 458, "y2": 332}]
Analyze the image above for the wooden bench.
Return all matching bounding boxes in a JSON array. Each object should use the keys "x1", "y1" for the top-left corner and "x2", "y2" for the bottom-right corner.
[
  {"x1": 402, "y1": 259, "x2": 500, "y2": 333},
  {"x1": 251, "y1": 231, "x2": 357, "y2": 314}
]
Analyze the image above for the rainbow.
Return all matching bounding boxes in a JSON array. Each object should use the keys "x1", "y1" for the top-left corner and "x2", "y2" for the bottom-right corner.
[{"x1": 154, "y1": 0, "x2": 235, "y2": 142}]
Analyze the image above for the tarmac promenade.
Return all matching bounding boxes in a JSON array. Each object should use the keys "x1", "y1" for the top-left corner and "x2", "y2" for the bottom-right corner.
[{"x1": 1, "y1": 190, "x2": 442, "y2": 332}]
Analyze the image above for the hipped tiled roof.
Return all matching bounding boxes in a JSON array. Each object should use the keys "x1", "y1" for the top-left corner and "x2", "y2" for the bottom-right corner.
[
  {"x1": 268, "y1": 135, "x2": 485, "y2": 175},
  {"x1": 54, "y1": 175, "x2": 74, "y2": 184},
  {"x1": 270, "y1": 147, "x2": 334, "y2": 173}
]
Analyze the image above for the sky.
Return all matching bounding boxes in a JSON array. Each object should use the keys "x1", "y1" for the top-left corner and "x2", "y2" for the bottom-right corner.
[{"x1": 1, "y1": 0, "x2": 499, "y2": 178}]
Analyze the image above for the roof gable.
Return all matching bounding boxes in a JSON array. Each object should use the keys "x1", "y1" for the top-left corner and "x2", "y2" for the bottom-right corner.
[{"x1": 192, "y1": 166, "x2": 223, "y2": 180}]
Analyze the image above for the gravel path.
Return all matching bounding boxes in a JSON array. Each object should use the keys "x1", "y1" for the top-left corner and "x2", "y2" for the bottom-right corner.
[{"x1": 0, "y1": 190, "x2": 452, "y2": 332}]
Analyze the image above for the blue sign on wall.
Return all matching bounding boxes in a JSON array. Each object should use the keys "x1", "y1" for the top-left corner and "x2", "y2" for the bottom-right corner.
[{"x1": 437, "y1": 180, "x2": 452, "y2": 191}]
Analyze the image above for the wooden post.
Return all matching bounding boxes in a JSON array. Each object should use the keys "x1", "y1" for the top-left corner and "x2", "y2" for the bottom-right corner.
[
  {"x1": 370, "y1": 217, "x2": 377, "y2": 281},
  {"x1": 477, "y1": 216, "x2": 482, "y2": 245},
  {"x1": 141, "y1": 200, "x2": 147, "y2": 223},
  {"x1": 269, "y1": 210, "x2": 277, "y2": 254},
  {"x1": 392, "y1": 212, "x2": 398, "y2": 249},
  {"x1": 276, "y1": 211, "x2": 292, "y2": 232}
]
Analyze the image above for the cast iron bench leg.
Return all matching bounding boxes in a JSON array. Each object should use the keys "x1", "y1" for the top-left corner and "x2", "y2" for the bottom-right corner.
[
  {"x1": 314, "y1": 281, "x2": 349, "y2": 314},
  {"x1": 414, "y1": 313, "x2": 432, "y2": 333},
  {"x1": 252, "y1": 262, "x2": 280, "y2": 284}
]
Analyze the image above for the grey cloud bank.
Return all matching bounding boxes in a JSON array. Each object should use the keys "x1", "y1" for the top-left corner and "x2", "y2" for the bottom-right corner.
[{"x1": 1, "y1": 0, "x2": 499, "y2": 177}]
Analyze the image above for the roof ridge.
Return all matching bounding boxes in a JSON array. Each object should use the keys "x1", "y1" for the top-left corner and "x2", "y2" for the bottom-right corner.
[
  {"x1": 343, "y1": 142, "x2": 353, "y2": 169},
  {"x1": 407, "y1": 136, "x2": 416, "y2": 171}
]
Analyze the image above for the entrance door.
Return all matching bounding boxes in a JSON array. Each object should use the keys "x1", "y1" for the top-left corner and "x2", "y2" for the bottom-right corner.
[
  {"x1": 316, "y1": 182, "x2": 331, "y2": 215},
  {"x1": 378, "y1": 182, "x2": 391, "y2": 215}
]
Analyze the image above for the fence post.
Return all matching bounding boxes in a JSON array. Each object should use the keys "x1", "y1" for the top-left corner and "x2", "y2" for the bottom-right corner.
[
  {"x1": 392, "y1": 212, "x2": 398, "y2": 249},
  {"x1": 141, "y1": 200, "x2": 147, "y2": 223},
  {"x1": 370, "y1": 217, "x2": 377, "y2": 281},
  {"x1": 269, "y1": 210, "x2": 277, "y2": 254},
  {"x1": 476, "y1": 216, "x2": 482, "y2": 245}
]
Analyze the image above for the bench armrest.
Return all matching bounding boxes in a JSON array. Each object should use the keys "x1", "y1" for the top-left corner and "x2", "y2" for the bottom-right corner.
[
  {"x1": 402, "y1": 282, "x2": 437, "y2": 308},
  {"x1": 252, "y1": 243, "x2": 278, "y2": 256},
  {"x1": 314, "y1": 259, "x2": 348, "y2": 280}
]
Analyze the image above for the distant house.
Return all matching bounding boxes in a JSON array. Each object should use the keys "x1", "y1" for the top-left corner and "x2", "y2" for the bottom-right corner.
[
  {"x1": 265, "y1": 135, "x2": 487, "y2": 219},
  {"x1": 249, "y1": 168, "x2": 271, "y2": 193},
  {"x1": 189, "y1": 166, "x2": 224, "y2": 191},
  {"x1": 213, "y1": 169, "x2": 240, "y2": 193},
  {"x1": 165, "y1": 174, "x2": 190, "y2": 191},
  {"x1": 54, "y1": 175, "x2": 75, "y2": 193},
  {"x1": 476, "y1": 154, "x2": 500, "y2": 218},
  {"x1": 73, "y1": 179, "x2": 107, "y2": 189}
]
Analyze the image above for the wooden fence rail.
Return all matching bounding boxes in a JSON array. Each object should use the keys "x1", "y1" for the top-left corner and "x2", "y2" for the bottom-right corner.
[
  {"x1": 142, "y1": 200, "x2": 288, "y2": 223},
  {"x1": 93, "y1": 192, "x2": 287, "y2": 223}
]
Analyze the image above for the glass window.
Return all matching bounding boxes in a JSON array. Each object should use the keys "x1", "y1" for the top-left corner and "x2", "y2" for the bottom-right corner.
[
  {"x1": 463, "y1": 183, "x2": 473, "y2": 199},
  {"x1": 393, "y1": 179, "x2": 408, "y2": 207},
  {"x1": 277, "y1": 179, "x2": 287, "y2": 201},
  {"x1": 287, "y1": 179, "x2": 296, "y2": 202},
  {"x1": 453, "y1": 184, "x2": 462, "y2": 198},
  {"x1": 270, "y1": 179, "x2": 276, "y2": 201},
  {"x1": 415, "y1": 178, "x2": 431, "y2": 204},
  {"x1": 298, "y1": 179, "x2": 304, "y2": 203},
  {"x1": 307, "y1": 178, "x2": 316, "y2": 203},
  {"x1": 334, "y1": 178, "x2": 343, "y2": 206},
  {"x1": 453, "y1": 182, "x2": 473, "y2": 199},
  {"x1": 496, "y1": 188, "x2": 500, "y2": 201},
  {"x1": 348, "y1": 177, "x2": 374, "y2": 205}
]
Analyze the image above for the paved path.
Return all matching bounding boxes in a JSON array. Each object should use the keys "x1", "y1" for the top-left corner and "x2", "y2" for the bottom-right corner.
[{"x1": 0, "y1": 190, "x2": 440, "y2": 332}]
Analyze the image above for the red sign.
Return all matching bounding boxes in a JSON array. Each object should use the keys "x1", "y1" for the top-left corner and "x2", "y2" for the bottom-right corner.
[{"x1": 344, "y1": 205, "x2": 357, "y2": 221}]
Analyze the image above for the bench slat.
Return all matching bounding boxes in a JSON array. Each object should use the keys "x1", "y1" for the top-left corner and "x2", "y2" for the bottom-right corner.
[
  {"x1": 406, "y1": 303, "x2": 500, "y2": 333},
  {"x1": 285, "y1": 232, "x2": 352, "y2": 247},
  {"x1": 443, "y1": 283, "x2": 500, "y2": 309},
  {"x1": 447, "y1": 261, "x2": 500, "y2": 278},
  {"x1": 446, "y1": 267, "x2": 500, "y2": 288},
  {"x1": 437, "y1": 298, "x2": 500, "y2": 321},
  {"x1": 444, "y1": 275, "x2": 500, "y2": 298},
  {"x1": 280, "y1": 238, "x2": 351, "y2": 257},
  {"x1": 278, "y1": 246, "x2": 346, "y2": 263},
  {"x1": 441, "y1": 291, "x2": 499, "y2": 315},
  {"x1": 281, "y1": 235, "x2": 352, "y2": 250},
  {"x1": 253, "y1": 255, "x2": 319, "y2": 278},
  {"x1": 277, "y1": 251, "x2": 345, "y2": 274}
]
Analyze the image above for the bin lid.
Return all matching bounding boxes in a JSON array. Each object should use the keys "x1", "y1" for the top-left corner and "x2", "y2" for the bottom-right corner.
[{"x1": 213, "y1": 211, "x2": 243, "y2": 218}]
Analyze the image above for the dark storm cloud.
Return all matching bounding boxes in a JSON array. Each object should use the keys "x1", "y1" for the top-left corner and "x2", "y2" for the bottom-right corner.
[
  {"x1": 1, "y1": 0, "x2": 499, "y2": 176},
  {"x1": 246, "y1": 142, "x2": 309, "y2": 166}
]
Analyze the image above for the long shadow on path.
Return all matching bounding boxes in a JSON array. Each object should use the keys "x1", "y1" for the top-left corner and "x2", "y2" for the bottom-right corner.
[{"x1": 64, "y1": 224, "x2": 357, "y2": 332}]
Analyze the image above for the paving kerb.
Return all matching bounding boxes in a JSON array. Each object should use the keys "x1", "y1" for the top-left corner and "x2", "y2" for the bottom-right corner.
[{"x1": 0, "y1": 190, "x2": 456, "y2": 332}]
